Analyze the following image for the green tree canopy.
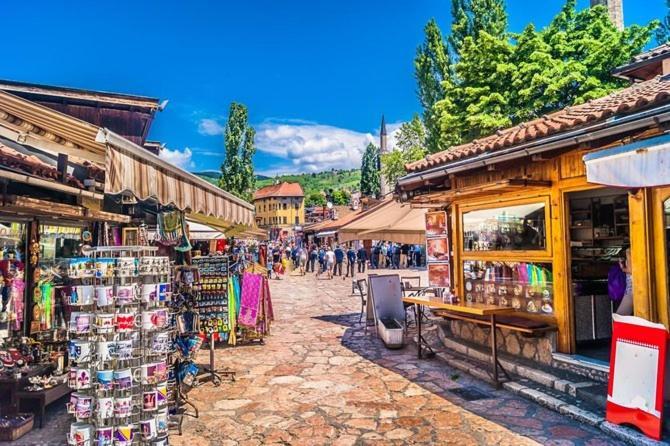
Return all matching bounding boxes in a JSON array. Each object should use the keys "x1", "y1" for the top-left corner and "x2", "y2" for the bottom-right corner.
[
  {"x1": 218, "y1": 102, "x2": 256, "y2": 201},
  {"x1": 428, "y1": 0, "x2": 657, "y2": 152},
  {"x1": 360, "y1": 143, "x2": 381, "y2": 197},
  {"x1": 331, "y1": 189, "x2": 351, "y2": 206},
  {"x1": 656, "y1": 0, "x2": 670, "y2": 44},
  {"x1": 305, "y1": 192, "x2": 326, "y2": 207},
  {"x1": 381, "y1": 114, "x2": 427, "y2": 187}
]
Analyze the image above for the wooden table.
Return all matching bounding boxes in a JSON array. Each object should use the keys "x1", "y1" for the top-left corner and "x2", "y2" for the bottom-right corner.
[
  {"x1": 402, "y1": 297, "x2": 515, "y2": 388},
  {"x1": 17, "y1": 381, "x2": 71, "y2": 428},
  {"x1": 0, "y1": 364, "x2": 54, "y2": 415}
]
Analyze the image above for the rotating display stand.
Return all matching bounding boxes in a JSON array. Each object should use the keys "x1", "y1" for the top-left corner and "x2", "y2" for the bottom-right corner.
[{"x1": 65, "y1": 246, "x2": 174, "y2": 446}]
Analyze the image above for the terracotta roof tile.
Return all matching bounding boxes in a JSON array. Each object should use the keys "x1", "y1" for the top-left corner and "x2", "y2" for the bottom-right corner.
[
  {"x1": 253, "y1": 182, "x2": 304, "y2": 200},
  {"x1": 406, "y1": 76, "x2": 670, "y2": 173},
  {"x1": 0, "y1": 142, "x2": 83, "y2": 187}
]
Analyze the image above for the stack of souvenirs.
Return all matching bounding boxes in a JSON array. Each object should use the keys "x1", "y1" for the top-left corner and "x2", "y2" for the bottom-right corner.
[{"x1": 64, "y1": 247, "x2": 174, "y2": 446}]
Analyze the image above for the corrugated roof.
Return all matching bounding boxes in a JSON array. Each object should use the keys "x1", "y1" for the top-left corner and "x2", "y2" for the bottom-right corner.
[
  {"x1": 406, "y1": 75, "x2": 670, "y2": 173},
  {"x1": 253, "y1": 182, "x2": 304, "y2": 200}
]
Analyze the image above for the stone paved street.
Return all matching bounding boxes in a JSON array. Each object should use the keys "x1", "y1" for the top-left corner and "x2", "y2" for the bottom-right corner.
[{"x1": 172, "y1": 269, "x2": 624, "y2": 446}]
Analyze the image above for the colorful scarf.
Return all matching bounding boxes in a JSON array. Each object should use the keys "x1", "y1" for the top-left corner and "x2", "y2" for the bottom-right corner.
[{"x1": 238, "y1": 273, "x2": 262, "y2": 328}]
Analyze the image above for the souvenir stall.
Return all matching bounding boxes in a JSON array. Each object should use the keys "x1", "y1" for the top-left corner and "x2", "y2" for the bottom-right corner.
[{"x1": 64, "y1": 246, "x2": 173, "y2": 446}]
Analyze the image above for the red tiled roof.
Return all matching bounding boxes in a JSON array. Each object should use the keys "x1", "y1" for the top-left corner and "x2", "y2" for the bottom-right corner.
[
  {"x1": 253, "y1": 182, "x2": 304, "y2": 200},
  {"x1": 406, "y1": 76, "x2": 670, "y2": 173},
  {"x1": 0, "y1": 142, "x2": 84, "y2": 188}
]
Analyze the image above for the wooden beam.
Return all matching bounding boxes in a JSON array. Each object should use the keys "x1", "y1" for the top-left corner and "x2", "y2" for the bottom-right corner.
[{"x1": 1, "y1": 195, "x2": 129, "y2": 223}]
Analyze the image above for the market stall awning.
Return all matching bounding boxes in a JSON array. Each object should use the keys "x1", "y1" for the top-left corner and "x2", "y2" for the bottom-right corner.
[
  {"x1": 584, "y1": 133, "x2": 670, "y2": 188},
  {"x1": 186, "y1": 219, "x2": 226, "y2": 240},
  {"x1": 99, "y1": 129, "x2": 255, "y2": 226},
  {"x1": 338, "y1": 199, "x2": 427, "y2": 244}
]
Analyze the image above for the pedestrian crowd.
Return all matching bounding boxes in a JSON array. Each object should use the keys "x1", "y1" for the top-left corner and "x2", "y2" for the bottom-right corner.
[{"x1": 265, "y1": 240, "x2": 425, "y2": 280}]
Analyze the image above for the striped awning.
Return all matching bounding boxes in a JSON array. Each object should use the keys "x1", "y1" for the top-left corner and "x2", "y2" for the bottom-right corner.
[{"x1": 100, "y1": 129, "x2": 254, "y2": 226}]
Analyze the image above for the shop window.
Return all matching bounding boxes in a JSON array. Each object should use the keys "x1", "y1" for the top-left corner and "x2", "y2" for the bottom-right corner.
[
  {"x1": 463, "y1": 260, "x2": 553, "y2": 314},
  {"x1": 283, "y1": 216, "x2": 287, "y2": 225},
  {"x1": 295, "y1": 216, "x2": 299, "y2": 225},
  {"x1": 283, "y1": 203, "x2": 288, "y2": 210},
  {"x1": 463, "y1": 202, "x2": 546, "y2": 251},
  {"x1": 0, "y1": 221, "x2": 26, "y2": 338}
]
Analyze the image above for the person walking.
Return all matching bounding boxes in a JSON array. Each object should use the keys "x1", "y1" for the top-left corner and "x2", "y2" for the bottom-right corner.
[
  {"x1": 317, "y1": 246, "x2": 326, "y2": 276},
  {"x1": 400, "y1": 244, "x2": 410, "y2": 269},
  {"x1": 325, "y1": 246, "x2": 336, "y2": 279},
  {"x1": 380, "y1": 242, "x2": 387, "y2": 269},
  {"x1": 308, "y1": 244, "x2": 317, "y2": 273},
  {"x1": 297, "y1": 246, "x2": 307, "y2": 275},
  {"x1": 357, "y1": 245, "x2": 367, "y2": 273},
  {"x1": 334, "y1": 245, "x2": 345, "y2": 277},
  {"x1": 346, "y1": 245, "x2": 356, "y2": 278}
]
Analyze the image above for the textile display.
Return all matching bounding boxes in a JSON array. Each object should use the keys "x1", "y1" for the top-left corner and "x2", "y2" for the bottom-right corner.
[{"x1": 238, "y1": 272, "x2": 262, "y2": 328}]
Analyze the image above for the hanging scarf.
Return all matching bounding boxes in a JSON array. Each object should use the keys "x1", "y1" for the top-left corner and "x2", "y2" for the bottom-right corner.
[{"x1": 227, "y1": 277, "x2": 237, "y2": 346}]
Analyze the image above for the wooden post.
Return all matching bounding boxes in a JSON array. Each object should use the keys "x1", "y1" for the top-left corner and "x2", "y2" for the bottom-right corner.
[
  {"x1": 57, "y1": 153, "x2": 68, "y2": 184},
  {"x1": 628, "y1": 188, "x2": 656, "y2": 322}
]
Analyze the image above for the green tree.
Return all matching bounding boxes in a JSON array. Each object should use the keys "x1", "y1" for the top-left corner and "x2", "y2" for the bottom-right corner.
[
  {"x1": 430, "y1": 0, "x2": 656, "y2": 151},
  {"x1": 414, "y1": 19, "x2": 451, "y2": 153},
  {"x1": 381, "y1": 115, "x2": 427, "y2": 187},
  {"x1": 360, "y1": 143, "x2": 380, "y2": 197},
  {"x1": 331, "y1": 189, "x2": 351, "y2": 206},
  {"x1": 218, "y1": 102, "x2": 256, "y2": 201},
  {"x1": 305, "y1": 192, "x2": 326, "y2": 207},
  {"x1": 656, "y1": 0, "x2": 670, "y2": 44},
  {"x1": 449, "y1": 0, "x2": 508, "y2": 56}
]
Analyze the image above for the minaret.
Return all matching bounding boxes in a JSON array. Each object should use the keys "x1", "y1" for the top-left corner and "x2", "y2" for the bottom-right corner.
[
  {"x1": 590, "y1": 0, "x2": 623, "y2": 31},
  {"x1": 379, "y1": 114, "x2": 390, "y2": 197}
]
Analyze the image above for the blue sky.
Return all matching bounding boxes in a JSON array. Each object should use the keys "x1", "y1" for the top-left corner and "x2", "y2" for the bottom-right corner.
[{"x1": 1, "y1": 1, "x2": 666, "y2": 175}]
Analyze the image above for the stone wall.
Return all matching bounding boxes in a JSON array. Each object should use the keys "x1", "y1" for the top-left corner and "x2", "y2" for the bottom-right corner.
[{"x1": 446, "y1": 320, "x2": 556, "y2": 366}]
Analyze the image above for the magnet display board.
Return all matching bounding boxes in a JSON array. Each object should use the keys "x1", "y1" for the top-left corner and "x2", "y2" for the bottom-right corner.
[{"x1": 606, "y1": 314, "x2": 668, "y2": 440}]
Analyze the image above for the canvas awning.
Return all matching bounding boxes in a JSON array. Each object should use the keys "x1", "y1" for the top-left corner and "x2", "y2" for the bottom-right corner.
[
  {"x1": 186, "y1": 220, "x2": 226, "y2": 240},
  {"x1": 99, "y1": 129, "x2": 254, "y2": 226},
  {"x1": 584, "y1": 133, "x2": 670, "y2": 188},
  {"x1": 338, "y1": 199, "x2": 427, "y2": 244}
]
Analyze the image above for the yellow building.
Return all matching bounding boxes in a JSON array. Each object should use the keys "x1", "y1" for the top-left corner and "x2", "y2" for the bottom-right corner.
[{"x1": 253, "y1": 182, "x2": 305, "y2": 228}]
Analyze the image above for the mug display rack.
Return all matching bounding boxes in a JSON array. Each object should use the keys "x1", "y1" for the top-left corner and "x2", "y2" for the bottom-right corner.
[{"x1": 65, "y1": 246, "x2": 174, "y2": 446}]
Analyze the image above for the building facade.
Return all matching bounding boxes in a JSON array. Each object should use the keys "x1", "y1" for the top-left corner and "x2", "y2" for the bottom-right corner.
[{"x1": 253, "y1": 182, "x2": 305, "y2": 228}]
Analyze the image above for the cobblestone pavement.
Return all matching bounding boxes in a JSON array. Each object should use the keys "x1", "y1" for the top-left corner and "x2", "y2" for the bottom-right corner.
[{"x1": 172, "y1": 269, "x2": 623, "y2": 446}]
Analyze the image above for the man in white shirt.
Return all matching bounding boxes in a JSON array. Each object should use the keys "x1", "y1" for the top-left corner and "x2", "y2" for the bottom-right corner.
[{"x1": 324, "y1": 246, "x2": 336, "y2": 279}]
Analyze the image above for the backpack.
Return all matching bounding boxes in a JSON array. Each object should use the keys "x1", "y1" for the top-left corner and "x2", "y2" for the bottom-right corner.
[{"x1": 608, "y1": 264, "x2": 627, "y2": 302}]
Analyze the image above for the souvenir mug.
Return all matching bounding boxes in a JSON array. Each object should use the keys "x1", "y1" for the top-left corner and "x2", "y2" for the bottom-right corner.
[
  {"x1": 97, "y1": 397, "x2": 114, "y2": 420},
  {"x1": 153, "y1": 308, "x2": 168, "y2": 329},
  {"x1": 140, "y1": 417, "x2": 157, "y2": 441},
  {"x1": 70, "y1": 312, "x2": 92, "y2": 334},
  {"x1": 156, "y1": 408, "x2": 169, "y2": 435},
  {"x1": 96, "y1": 341, "x2": 117, "y2": 362},
  {"x1": 72, "y1": 285, "x2": 94, "y2": 306},
  {"x1": 68, "y1": 393, "x2": 93, "y2": 419},
  {"x1": 114, "y1": 424, "x2": 134, "y2": 445},
  {"x1": 71, "y1": 367, "x2": 92, "y2": 390},
  {"x1": 116, "y1": 340, "x2": 134, "y2": 360},
  {"x1": 116, "y1": 285, "x2": 138, "y2": 306},
  {"x1": 141, "y1": 284, "x2": 158, "y2": 303},
  {"x1": 151, "y1": 332, "x2": 172, "y2": 354},
  {"x1": 141, "y1": 310, "x2": 158, "y2": 331},
  {"x1": 96, "y1": 369, "x2": 114, "y2": 390},
  {"x1": 95, "y1": 286, "x2": 115, "y2": 307},
  {"x1": 68, "y1": 340, "x2": 92, "y2": 364},
  {"x1": 114, "y1": 397, "x2": 134, "y2": 418},
  {"x1": 95, "y1": 426, "x2": 113, "y2": 446},
  {"x1": 94, "y1": 258, "x2": 115, "y2": 278},
  {"x1": 69, "y1": 422, "x2": 93, "y2": 446},
  {"x1": 143, "y1": 390, "x2": 158, "y2": 411},
  {"x1": 140, "y1": 362, "x2": 160, "y2": 385},
  {"x1": 67, "y1": 393, "x2": 78, "y2": 414},
  {"x1": 95, "y1": 313, "x2": 115, "y2": 333},
  {"x1": 152, "y1": 437, "x2": 169, "y2": 446},
  {"x1": 114, "y1": 368, "x2": 140, "y2": 390},
  {"x1": 156, "y1": 382, "x2": 168, "y2": 407},
  {"x1": 115, "y1": 312, "x2": 140, "y2": 332}
]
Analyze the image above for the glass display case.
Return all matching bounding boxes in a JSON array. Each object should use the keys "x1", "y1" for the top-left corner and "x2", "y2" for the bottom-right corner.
[
  {"x1": 463, "y1": 260, "x2": 553, "y2": 314},
  {"x1": 463, "y1": 202, "x2": 546, "y2": 252}
]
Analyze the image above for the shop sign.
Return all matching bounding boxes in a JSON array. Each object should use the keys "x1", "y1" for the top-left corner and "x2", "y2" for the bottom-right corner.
[{"x1": 425, "y1": 211, "x2": 450, "y2": 288}]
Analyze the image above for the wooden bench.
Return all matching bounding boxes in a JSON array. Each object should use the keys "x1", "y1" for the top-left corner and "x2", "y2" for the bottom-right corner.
[
  {"x1": 17, "y1": 381, "x2": 72, "y2": 428},
  {"x1": 433, "y1": 310, "x2": 557, "y2": 337}
]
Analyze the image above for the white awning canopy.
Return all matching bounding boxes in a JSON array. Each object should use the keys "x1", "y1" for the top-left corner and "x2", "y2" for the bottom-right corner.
[{"x1": 584, "y1": 134, "x2": 670, "y2": 188}]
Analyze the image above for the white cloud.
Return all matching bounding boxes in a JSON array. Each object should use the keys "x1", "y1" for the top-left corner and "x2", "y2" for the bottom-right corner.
[
  {"x1": 254, "y1": 120, "x2": 402, "y2": 175},
  {"x1": 158, "y1": 147, "x2": 195, "y2": 170},
  {"x1": 198, "y1": 118, "x2": 224, "y2": 136}
]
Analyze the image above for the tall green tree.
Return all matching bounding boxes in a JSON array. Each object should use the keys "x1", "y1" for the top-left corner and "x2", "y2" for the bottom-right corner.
[
  {"x1": 656, "y1": 0, "x2": 670, "y2": 44},
  {"x1": 414, "y1": 19, "x2": 451, "y2": 153},
  {"x1": 449, "y1": 0, "x2": 508, "y2": 56},
  {"x1": 218, "y1": 102, "x2": 256, "y2": 201},
  {"x1": 430, "y1": 0, "x2": 657, "y2": 151},
  {"x1": 381, "y1": 114, "x2": 427, "y2": 187},
  {"x1": 359, "y1": 143, "x2": 380, "y2": 197}
]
